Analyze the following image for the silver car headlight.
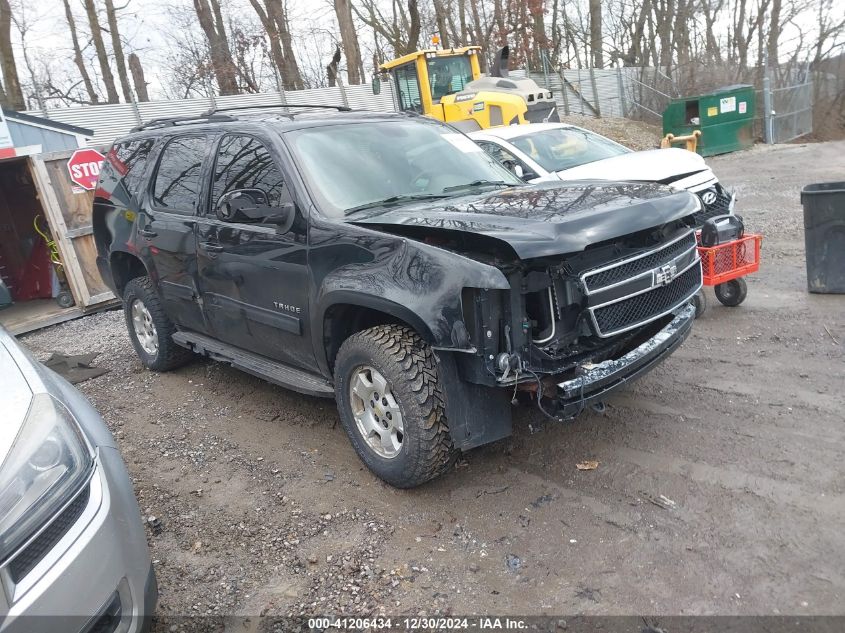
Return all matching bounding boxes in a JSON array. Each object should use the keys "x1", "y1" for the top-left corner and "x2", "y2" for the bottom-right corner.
[{"x1": 0, "y1": 393, "x2": 94, "y2": 561}]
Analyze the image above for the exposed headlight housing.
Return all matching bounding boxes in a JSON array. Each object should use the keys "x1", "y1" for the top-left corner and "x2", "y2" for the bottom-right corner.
[{"x1": 0, "y1": 393, "x2": 94, "y2": 561}]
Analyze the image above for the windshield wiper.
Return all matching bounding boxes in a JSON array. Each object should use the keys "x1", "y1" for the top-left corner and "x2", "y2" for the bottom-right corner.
[
  {"x1": 344, "y1": 193, "x2": 450, "y2": 215},
  {"x1": 441, "y1": 180, "x2": 515, "y2": 193}
]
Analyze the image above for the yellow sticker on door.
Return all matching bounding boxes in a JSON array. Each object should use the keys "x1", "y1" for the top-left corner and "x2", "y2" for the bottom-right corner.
[{"x1": 707, "y1": 106, "x2": 718, "y2": 117}]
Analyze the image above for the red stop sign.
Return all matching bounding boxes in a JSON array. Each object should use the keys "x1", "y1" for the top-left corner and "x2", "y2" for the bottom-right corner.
[{"x1": 67, "y1": 148, "x2": 105, "y2": 191}]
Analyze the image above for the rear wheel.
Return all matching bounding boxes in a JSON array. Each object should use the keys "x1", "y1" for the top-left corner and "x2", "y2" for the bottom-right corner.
[
  {"x1": 715, "y1": 278, "x2": 748, "y2": 307},
  {"x1": 334, "y1": 325, "x2": 456, "y2": 488},
  {"x1": 123, "y1": 276, "x2": 193, "y2": 371}
]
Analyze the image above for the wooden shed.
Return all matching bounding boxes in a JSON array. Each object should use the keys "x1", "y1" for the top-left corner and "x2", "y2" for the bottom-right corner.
[{"x1": 0, "y1": 108, "x2": 116, "y2": 334}]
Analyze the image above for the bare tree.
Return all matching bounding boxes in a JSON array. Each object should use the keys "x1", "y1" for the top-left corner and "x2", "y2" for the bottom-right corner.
[
  {"x1": 193, "y1": 0, "x2": 240, "y2": 94},
  {"x1": 0, "y1": 0, "x2": 24, "y2": 109},
  {"x1": 61, "y1": 0, "x2": 99, "y2": 103},
  {"x1": 432, "y1": 0, "x2": 450, "y2": 47},
  {"x1": 104, "y1": 0, "x2": 133, "y2": 102},
  {"x1": 354, "y1": 0, "x2": 421, "y2": 58},
  {"x1": 83, "y1": 0, "x2": 120, "y2": 103},
  {"x1": 248, "y1": 0, "x2": 304, "y2": 90},
  {"x1": 334, "y1": 0, "x2": 364, "y2": 84},
  {"x1": 128, "y1": 52, "x2": 149, "y2": 101}
]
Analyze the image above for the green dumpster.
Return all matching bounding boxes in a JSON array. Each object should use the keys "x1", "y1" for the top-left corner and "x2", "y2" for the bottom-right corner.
[{"x1": 662, "y1": 85, "x2": 756, "y2": 157}]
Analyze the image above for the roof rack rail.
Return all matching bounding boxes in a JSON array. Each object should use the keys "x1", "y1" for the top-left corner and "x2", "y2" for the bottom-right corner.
[
  {"x1": 202, "y1": 104, "x2": 353, "y2": 115},
  {"x1": 131, "y1": 113, "x2": 237, "y2": 132}
]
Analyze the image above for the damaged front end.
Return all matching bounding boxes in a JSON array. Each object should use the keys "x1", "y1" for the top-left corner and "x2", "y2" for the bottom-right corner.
[{"x1": 456, "y1": 221, "x2": 702, "y2": 421}]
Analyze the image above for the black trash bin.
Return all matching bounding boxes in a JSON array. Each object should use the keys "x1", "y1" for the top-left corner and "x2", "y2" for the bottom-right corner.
[{"x1": 800, "y1": 182, "x2": 845, "y2": 293}]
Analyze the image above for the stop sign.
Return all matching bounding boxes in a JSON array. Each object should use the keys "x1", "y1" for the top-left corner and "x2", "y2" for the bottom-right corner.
[{"x1": 67, "y1": 148, "x2": 105, "y2": 190}]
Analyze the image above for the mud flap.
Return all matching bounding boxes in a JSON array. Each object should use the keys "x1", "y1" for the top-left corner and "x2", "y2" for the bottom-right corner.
[{"x1": 433, "y1": 350, "x2": 512, "y2": 451}]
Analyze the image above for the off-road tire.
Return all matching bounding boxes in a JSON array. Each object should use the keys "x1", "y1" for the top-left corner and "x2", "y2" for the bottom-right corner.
[
  {"x1": 123, "y1": 276, "x2": 193, "y2": 371},
  {"x1": 714, "y1": 278, "x2": 748, "y2": 307},
  {"x1": 334, "y1": 325, "x2": 457, "y2": 488}
]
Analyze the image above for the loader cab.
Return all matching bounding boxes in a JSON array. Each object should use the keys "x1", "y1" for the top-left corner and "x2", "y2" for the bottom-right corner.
[
  {"x1": 380, "y1": 46, "x2": 483, "y2": 121},
  {"x1": 377, "y1": 44, "x2": 558, "y2": 130}
]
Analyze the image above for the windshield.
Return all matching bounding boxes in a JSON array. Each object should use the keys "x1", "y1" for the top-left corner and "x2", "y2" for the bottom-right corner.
[
  {"x1": 428, "y1": 56, "x2": 473, "y2": 102},
  {"x1": 287, "y1": 120, "x2": 520, "y2": 217},
  {"x1": 509, "y1": 127, "x2": 631, "y2": 173}
]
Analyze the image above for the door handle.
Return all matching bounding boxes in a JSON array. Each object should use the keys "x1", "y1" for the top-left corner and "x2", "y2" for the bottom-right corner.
[
  {"x1": 138, "y1": 228, "x2": 157, "y2": 238},
  {"x1": 200, "y1": 241, "x2": 224, "y2": 253}
]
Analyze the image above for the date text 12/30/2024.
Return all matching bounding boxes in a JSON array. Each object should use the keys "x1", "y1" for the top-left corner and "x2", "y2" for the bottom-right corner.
[{"x1": 308, "y1": 618, "x2": 529, "y2": 630}]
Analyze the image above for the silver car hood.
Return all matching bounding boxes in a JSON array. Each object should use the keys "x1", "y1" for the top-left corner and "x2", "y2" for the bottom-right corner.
[{"x1": 0, "y1": 332, "x2": 34, "y2": 459}]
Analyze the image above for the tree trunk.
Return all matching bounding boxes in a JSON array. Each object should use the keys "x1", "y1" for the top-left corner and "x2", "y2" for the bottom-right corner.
[
  {"x1": 128, "y1": 52, "x2": 149, "y2": 101},
  {"x1": 767, "y1": 0, "x2": 782, "y2": 65},
  {"x1": 104, "y1": 0, "x2": 133, "y2": 102},
  {"x1": 334, "y1": 0, "x2": 364, "y2": 84},
  {"x1": 432, "y1": 0, "x2": 450, "y2": 47},
  {"x1": 249, "y1": 0, "x2": 304, "y2": 91},
  {"x1": 272, "y1": 0, "x2": 305, "y2": 90},
  {"x1": 527, "y1": 0, "x2": 547, "y2": 71},
  {"x1": 458, "y1": 0, "x2": 468, "y2": 45},
  {"x1": 193, "y1": 0, "x2": 240, "y2": 95},
  {"x1": 0, "y1": 0, "x2": 25, "y2": 109},
  {"x1": 404, "y1": 0, "x2": 421, "y2": 56},
  {"x1": 588, "y1": 0, "x2": 603, "y2": 67},
  {"x1": 83, "y1": 0, "x2": 120, "y2": 103},
  {"x1": 63, "y1": 0, "x2": 99, "y2": 103}
]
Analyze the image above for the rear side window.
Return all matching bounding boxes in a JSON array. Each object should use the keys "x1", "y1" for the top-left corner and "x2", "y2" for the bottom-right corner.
[
  {"x1": 152, "y1": 136, "x2": 207, "y2": 212},
  {"x1": 211, "y1": 135, "x2": 290, "y2": 210},
  {"x1": 107, "y1": 138, "x2": 154, "y2": 198}
]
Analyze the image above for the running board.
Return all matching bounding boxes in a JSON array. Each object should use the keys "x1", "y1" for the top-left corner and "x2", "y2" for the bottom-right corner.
[{"x1": 172, "y1": 331, "x2": 334, "y2": 398}]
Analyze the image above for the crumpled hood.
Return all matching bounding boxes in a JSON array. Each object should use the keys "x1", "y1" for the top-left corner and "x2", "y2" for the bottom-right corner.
[
  {"x1": 348, "y1": 180, "x2": 700, "y2": 259},
  {"x1": 556, "y1": 148, "x2": 709, "y2": 184}
]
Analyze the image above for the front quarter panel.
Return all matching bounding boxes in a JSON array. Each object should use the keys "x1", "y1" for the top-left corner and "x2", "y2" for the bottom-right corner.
[{"x1": 309, "y1": 216, "x2": 509, "y2": 372}]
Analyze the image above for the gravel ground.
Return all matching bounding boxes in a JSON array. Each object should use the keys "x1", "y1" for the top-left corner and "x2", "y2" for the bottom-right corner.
[{"x1": 18, "y1": 140, "x2": 845, "y2": 625}]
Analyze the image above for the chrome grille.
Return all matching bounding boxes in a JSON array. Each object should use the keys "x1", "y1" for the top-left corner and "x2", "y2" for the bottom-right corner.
[
  {"x1": 592, "y1": 264, "x2": 701, "y2": 336},
  {"x1": 582, "y1": 230, "x2": 702, "y2": 338},
  {"x1": 583, "y1": 232, "x2": 697, "y2": 292}
]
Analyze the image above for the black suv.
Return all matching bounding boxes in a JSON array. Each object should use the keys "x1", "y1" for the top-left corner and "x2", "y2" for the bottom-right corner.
[{"x1": 94, "y1": 107, "x2": 702, "y2": 488}]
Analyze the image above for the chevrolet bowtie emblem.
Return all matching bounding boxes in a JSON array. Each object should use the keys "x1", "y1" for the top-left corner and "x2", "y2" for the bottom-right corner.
[{"x1": 655, "y1": 263, "x2": 677, "y2": 286}]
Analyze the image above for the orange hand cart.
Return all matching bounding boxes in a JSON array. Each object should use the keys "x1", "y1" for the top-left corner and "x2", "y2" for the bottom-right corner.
[{"x1": 693, "y1": 229, "x2": 762, "y2": 316}]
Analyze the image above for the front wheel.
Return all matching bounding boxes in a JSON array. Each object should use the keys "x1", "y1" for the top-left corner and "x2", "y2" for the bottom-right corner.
[
  {"x1": 715, "y1": 278, "x2": 748, "y2": 307},
  {"x1": 334, "y1": 325, "x2": 457, "y2": 488}
]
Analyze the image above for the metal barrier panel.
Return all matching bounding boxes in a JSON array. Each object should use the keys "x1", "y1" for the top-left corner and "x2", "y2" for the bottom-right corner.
[
  {"x1": 24, "y1": 82, "x2": 398, "y2": 147},
  {"x1": 771, "y1": 81, "x2": 813, "y2": 143}
]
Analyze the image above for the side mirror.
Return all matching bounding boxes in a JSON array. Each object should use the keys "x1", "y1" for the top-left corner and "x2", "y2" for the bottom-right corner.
[
  {"x1": 372, "y1": 76, "x2": 381, "y2": 95},
  {"x1": 216, "y1": 189, "x2": 294, "y2": 229},
  {"x1": 513, "y1": 164, "x2": 524, "y2": 179}
]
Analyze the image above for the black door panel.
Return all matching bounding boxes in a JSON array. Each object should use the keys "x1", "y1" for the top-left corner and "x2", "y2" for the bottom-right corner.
[
  {"x1": 196, "y1": 134, "x2": 312, "y2": 368},
  {"x1": 140, "y1": 136, "x2": 211, "y2": 333}
]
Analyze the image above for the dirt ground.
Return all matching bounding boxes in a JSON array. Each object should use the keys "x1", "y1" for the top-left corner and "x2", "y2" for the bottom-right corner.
[{"x1": 19, "y1": 140, "x2": 845, "y2": 621}]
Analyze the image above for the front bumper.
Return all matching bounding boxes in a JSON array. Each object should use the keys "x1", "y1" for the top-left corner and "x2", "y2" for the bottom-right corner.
[
  {"x1": 553, "y1": 302, "x2": 695, "y2": 418},
  {"x1": 0, "y1": 447, "x2": 156, "y2": 633}
]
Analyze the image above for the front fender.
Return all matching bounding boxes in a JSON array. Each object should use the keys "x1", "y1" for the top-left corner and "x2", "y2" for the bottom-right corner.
[{"x1": 310, "y1": 223, "x2": 509, "y2": 371}]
